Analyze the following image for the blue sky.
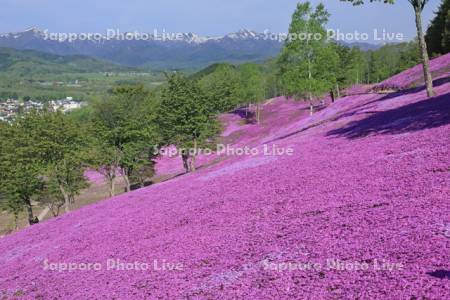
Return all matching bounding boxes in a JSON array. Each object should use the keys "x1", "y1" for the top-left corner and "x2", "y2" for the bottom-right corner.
[{"x1": 0, "y1": 0, "x2": 442, "y2": 42}]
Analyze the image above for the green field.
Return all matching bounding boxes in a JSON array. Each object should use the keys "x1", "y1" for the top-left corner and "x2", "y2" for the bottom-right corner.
[{"x1": 0, "y1": 48, "x2": 166, "y2": 101}]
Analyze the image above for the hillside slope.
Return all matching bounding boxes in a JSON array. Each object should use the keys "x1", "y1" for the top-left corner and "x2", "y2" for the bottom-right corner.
[
  {"x1": 0, "y1": 55, "x2": 449, "y2": 299},
  {"x1": 0, "y1": 47, "x2": 134, "y2": 75}
]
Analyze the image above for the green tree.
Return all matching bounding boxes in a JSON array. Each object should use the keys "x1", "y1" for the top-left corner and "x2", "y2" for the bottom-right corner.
[
  {"x1": 36, "y1": 177, "x2": 69, "y2": 217},
  {"x1": 397, "y1": 40, "x2": 421, "y2": 72},
  {"x1": 333, "y1": 43, "x2": 367, "y2": 96},
  {"x1": 158, "y1": 73, "x2": 220, "y2": 173},
  {"x1": 90, "y1": 85, "x2": 160, "y2": 194},
  {"x1": 426, "y1": 0, "x2": 450, "y2": 56},
  {"x1": 341, "y1": 0, "x2": 435, "y2": 97},
  {"x1": 262, "y1": 59, "x2": 284, "y2": 99},
  {"x1": 278, "y1": 2, "x2": 339, "y2": 115},
  {"x1": 199, "y1": 64, "x2": 242, "y2": 113},
  {"x1": 239, "y1": 63, "x2": 266, "y2": 123},
  {"x1": 31, "y1": 111, "x2": 89, "y2": 213},
  {"x1": 364, "y1": 42, "x2": 420, "y2": 84},
  {"x1": 0, "y1": 113, "x2": 45, "y2": 225}
]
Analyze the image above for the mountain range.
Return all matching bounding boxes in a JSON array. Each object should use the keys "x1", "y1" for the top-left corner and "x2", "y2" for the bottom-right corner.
[{"x1": 0, "y1": 28, "x2": 381, "y2": 71}]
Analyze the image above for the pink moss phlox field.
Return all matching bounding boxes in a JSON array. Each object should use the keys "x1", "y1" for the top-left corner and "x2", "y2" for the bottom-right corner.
[
  {"x1": 375, "y1": 53, "x2": 450, "y2": 90},
  {"x1": 0, "y1": 55, "x2": 449, "y2": 299}
]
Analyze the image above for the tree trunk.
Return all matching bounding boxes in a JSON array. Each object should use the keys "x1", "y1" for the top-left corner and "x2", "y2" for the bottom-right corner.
[
  {"x1": 108, "y1": 176, "x2": 116, "y2": 197},
  {"x1": 182, "y1": 151, "x2": 190, "y2": 173},
  {"x1": 190, "y1": 156, "x2": 196, "y2": 172},
  {"x1": 23, "y1": 197, "x2": 36, "y2": 226},
  {"x1": 336, "y1": 83, "x2": 341, "y2": 98},
  {"x1": 123, "y1": 169, "x2": 131, "y2": 192},
  {"x1": 69, "y1": 195, "x2": 75, "y2": 209},
  {"x1": 139, "y1": 177, "x2": 145, "y2": 188},
  {"x1": 108, "y1": 167, "x2": 116, "y2": 197},
  {"x1": 50, "y1": 201, "x2": 64, "y2": 217},
  {"x1": 259, "y1": 104, "x2": 261, "y2": 123},
  {"x1": 13, "y1": 213, "x2": 19, "y2": 230},
  {"x1": 414, "y1": 4, "x2": 434, "y2": 97},
  {"x1": 59, "y1": 184, "x2": 71, "y2": 213},
  {"x1": 309, "y1": 93, "x2": 314, "y2": 116},
  {"x1": 190, "y1": 138, "x2": 197, "y2": 172},
  {"x1": 256, "y1": 103, "x2": 261, "y2": 123},
  {"x1": 124, "y1": 175, "x2": 131, "y2": 192}
]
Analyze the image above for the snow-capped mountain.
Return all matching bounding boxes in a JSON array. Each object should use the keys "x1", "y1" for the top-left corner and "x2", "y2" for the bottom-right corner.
[
  {"x1": 0, "y1": 28, "x2": 266, "y2": 43},
  {"x1": 0, "y1": 27, "x2": 45, "y2": 39},
  {"x1": 0, "y1": 28, "x2": 282, "y2": 69},
  {"x1": 0, "y1": 28, "x2": 378, "y2": 70}
]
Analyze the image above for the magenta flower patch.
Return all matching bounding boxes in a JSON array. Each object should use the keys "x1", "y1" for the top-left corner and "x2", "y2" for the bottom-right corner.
[{"x1": 0, "y1": 54, "x2": 449, "y2": 299}]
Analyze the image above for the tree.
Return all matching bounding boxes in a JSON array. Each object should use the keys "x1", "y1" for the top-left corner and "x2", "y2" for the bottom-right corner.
[
  {"x1": 278, "y1": 2, "x2": 339, "y2": 115},
  {"x1": 397, "y1": 40, "x2": 421, "y2": 72},
  {"x1": 341, "y1": 0, "x2": 435, "y2": 97},
  {"x1": 363, "y1": 42, "x2": 420, "y2": 84},
  {"x1": 239, "y1": 63, "x2": 266, "y2": 123},
  {"x1": 0, "y1": 111, "x2": 89, "y2": 218},
  {"x1": 426, "y1": 0, "x2": 450, "y2": 56},
  {"x1": 36, "y1": 177, "x2": 68, "y2": 217},
  {"x1": 263, "y1": 59, "x2": 284, "y2": 99},
  {"x1": 199, "y1": 64, "x2": 242, "y2": 113},
  {"x1": 0, "y1": 193, "x2": 23, "y2": 230},
  {"x1": 333, "y1": 43, "x2": 367, "y2": 95},
  {"x1": 31, "y1": 111, "x2": 89, "y2": 213},
  {"x1": 158, "y1": 73, "x2": 220, "y2": 173},
  {"x1": 90, "y1": 85, "x2": 160, "y2": 194},
  {"x1": 120, "y1": 140, "x2": 158, "y2": 192},
  {"x1": 0, "y1": 113, "x2": 45, "y2": 225},
  {"x1": 129, "y1": 161, "x2": 156, "y2": 189}
]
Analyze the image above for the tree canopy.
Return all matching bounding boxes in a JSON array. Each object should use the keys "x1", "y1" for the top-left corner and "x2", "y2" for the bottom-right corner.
[
  {"x1": 158, "y1": 73, "x2": 220, "y2": 172},
  {"x1": 90, "y1": 84, "x2": 160, "y2": 194},
  {"x1": 426, "y1": 0, "x2": 450, "y2": 56},
  {"x1": 278, "y1": 2, "x2": 339, "y2": 113}
]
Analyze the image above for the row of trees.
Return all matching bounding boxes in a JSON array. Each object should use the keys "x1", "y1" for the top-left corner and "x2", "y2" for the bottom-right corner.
[
  {"x1": 341, "y1": 0, "x2": 437, "y2": 97},
  {"x1": 0, "y1": 111, "x2": 89, "y2": 226},
  {"x1": 426, "y1": 0, "x2": 450, "y2": 57},
  {"x1": 0, "y1": 91, "x2": 19, "y2": 100},
  {"x1": 276, "y1": 0, "x2": 441, "y2": 112},
  {"x1": 157, "y1": 66, "x2": 270, "y2": 171},
  {"x1": 198, "y1": 63, "x2": 266, "y2": 121},
  {"x1": 0, "y1": 86, "x2": 88, "y2": 102},
  {"x1": 365, "y1": 41, "x2": 421, "y2": 83},
  {"x1": 0, "y1": 69, "x2": 267, "y2": 227},
  {"x1": 0, "y1": 85, "x2": 163, "y2": 227},
  {"x1": 277, "y1": 2, "x2": 366, "y2": 114}
]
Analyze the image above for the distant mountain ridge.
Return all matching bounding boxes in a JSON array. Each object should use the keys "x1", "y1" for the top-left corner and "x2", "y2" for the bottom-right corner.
[{"x1": 0, "y1": 28, "x2": 381, "y2": 71}]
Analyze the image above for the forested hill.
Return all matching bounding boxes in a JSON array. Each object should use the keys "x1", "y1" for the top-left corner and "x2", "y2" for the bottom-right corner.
[{"x1": 0, "y1": 48, "x2": 135, "y2": 76}]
